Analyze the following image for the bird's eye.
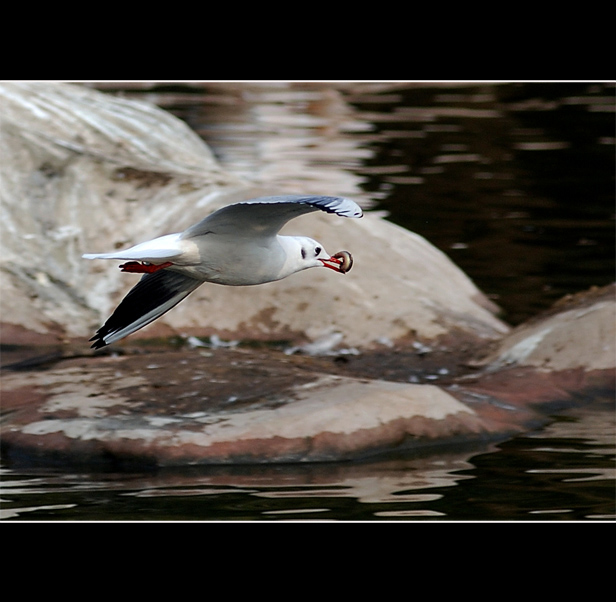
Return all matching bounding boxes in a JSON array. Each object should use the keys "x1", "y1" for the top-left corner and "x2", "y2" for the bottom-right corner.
[{"x1": 314, "y1": 246, "x2": 321, "y2": 256}]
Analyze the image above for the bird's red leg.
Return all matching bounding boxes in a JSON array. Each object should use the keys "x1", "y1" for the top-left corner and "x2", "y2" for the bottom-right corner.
[{"x1": 120, "y1": 261, "x2": 173, "y2": 273}]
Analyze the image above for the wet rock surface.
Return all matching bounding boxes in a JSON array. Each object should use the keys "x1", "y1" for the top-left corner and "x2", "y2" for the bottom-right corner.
[{"x1": 2, "y1": 284, "x2": 613, "y2": 467}]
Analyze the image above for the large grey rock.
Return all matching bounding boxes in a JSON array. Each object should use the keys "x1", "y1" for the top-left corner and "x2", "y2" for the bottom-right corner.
[
  {"x1": 0, "y1": 82, "x2": 508, "y2": 349},
  {"x1": 0, "y1": 81, "x2": 244, "y2": 339}
]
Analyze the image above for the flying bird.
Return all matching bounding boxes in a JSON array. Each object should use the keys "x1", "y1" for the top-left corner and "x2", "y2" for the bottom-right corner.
[{"x1": 83, "y1": 194, "x2": 362, "y2": 349}]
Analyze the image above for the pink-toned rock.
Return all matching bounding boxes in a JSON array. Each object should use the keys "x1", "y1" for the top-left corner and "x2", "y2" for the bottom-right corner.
[{"x1": 2, "y1": 285, "x2": 612, "y2": 467}]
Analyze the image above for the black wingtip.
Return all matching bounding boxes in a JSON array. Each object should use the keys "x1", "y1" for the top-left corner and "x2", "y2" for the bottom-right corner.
[
  {"x1": 89, "y1": 333, "x2": 108, "y2": 350},
  {"x1": 306, "y1": 196, "x2": 363, "y2": 218},
  {"x1": 243, "y1": 195, "x2": 363, "y2": 218},
  {"x1": 86, "y1": 270, "x2": 203, "y2": 350}
]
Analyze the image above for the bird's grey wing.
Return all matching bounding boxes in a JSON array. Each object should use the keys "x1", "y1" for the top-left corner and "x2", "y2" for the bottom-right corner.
[
  {"x1": 181, "y1": 195, "x2": 362, "y2": 240},
  {"x1": 89, "y1": 270, "x2": 203, "y2": 349}
]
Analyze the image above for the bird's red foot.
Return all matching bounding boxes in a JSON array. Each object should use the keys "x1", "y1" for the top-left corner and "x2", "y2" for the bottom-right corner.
[{"x1": 120, "y1": 261, "x2": 173, "y2": 273}]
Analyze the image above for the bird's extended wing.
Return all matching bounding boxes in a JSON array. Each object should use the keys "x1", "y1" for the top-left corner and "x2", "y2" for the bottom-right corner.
[
  {"x1": 181, "y1": 195, "x2": 362, "y2": 240},
  {"x1": 90, "y1": 270, "x2": 203, "y2": 349}
]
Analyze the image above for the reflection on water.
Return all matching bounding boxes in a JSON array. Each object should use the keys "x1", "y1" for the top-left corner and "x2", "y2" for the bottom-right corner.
[
  {"x1": 0, "y1": 448, "x2": 477, "y2": 521},
  {"x1": 1, "y1": 82, "x2": 614, "y2": 521}
]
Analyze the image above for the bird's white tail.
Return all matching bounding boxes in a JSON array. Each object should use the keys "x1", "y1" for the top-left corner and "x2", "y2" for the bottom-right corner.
[{"x1": 83, "y1": 233, "x2": 184, "y2": 263}]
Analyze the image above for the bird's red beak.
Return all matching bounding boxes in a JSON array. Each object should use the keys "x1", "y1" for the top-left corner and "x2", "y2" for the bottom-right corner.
[{"x1": 319, "y1": 256, "x2": 345, "y2": 272}]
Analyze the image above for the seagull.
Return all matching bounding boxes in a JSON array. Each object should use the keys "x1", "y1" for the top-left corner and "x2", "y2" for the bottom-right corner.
[{"x1": 83, "y1": 194, "x2": 362, "y2": 349}]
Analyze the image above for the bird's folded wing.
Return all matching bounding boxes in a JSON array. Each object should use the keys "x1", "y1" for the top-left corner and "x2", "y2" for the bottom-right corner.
[{"x1": 90, "y1": 270, "x2": 203, "y2": 349}]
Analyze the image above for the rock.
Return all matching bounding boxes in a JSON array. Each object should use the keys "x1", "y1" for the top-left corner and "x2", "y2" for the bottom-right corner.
[
  {"x1": 0, "y1": 81, "x2": 508, "y2": 350},
  {"x1": 2, "y1": 286, "x2": 612, "y2": 467},
  {"x1": 444, "y1": 285, "x2": 615, "y2": 439},
  {"x1": 0, "y1": 81, "x2": 244, "y2": 339},
  {"x1": 0, "y1": 347, "x2": 518, "y2": 467},
  {"x1": 0, "y1": 363, "x2": 486, "y2": 465},
  {"x1": 478, "y1": 284, "x2": 615, "y2": 372}
]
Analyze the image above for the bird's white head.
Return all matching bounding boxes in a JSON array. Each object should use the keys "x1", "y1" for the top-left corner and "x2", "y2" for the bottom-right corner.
[{"x1": 279, "y1": 236, "x2": 347, "y2": 278}]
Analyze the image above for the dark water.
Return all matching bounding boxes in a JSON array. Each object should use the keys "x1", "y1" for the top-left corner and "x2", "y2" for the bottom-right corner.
[{"x1": 1, "y1": 82, "x2": 614, "y2": 521}]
